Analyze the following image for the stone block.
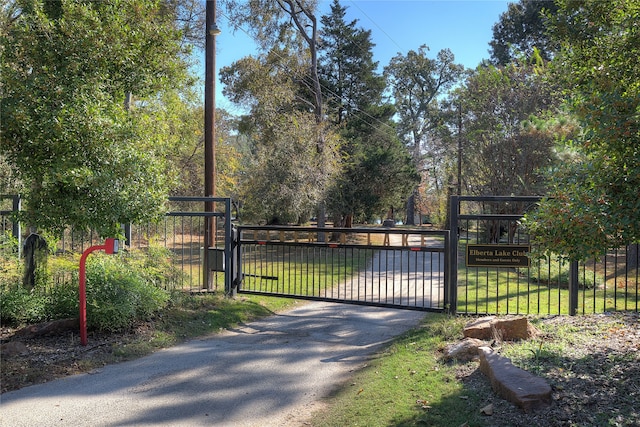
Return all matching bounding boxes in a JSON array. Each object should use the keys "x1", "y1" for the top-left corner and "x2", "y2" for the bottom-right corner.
[
  {"x1": 478, "y1": 346, "x2": 552, "y2": 412},
  {"x1": 464, "y1": 316, "x2": 537, "y2": 341},
  {"x1": 444, "y1": 337, "x2": 485, "y2": 362}
]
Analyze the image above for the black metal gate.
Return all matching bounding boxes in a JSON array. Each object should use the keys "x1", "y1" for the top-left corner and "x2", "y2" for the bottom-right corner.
[
  {"x1": 233, "y1": 225, "x2": 451, "y2": 312},
  {"x1": 449, "y1": 195, "x2": 640, "y2": 315}
]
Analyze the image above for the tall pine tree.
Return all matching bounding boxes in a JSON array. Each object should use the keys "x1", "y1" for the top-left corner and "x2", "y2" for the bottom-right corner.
[{"x1": 319, "y1": 0, "x2": 417, "y2": 225}]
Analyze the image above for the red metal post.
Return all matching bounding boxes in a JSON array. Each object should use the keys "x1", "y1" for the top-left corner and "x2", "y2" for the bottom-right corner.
[{"x1": 78, "y1": 238, "x2": 118, "y2": 346}]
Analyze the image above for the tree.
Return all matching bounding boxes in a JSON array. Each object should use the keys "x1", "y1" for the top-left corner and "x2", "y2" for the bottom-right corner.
[
  {"x1": 220, "y1": 47, "x2": 340, "y2": 224},
  {"x1": 221, "y1": 1, "x2": 349, "y2": 226},
  {"x1": 457, "y1": 61, "x2": 563, "y2": 197},
  {"x1": 525, "y1": 0, "x2": 640, "y2": 260},
  {"x1": 489, "y1": 0, "x2": 559, "y2": 66},
  {"x1": 384, "y1": 46, "x2": 465, "y2": 225},
  {"x1": 148, "y1": 88, "x2": 240, "y2": 200},
  {"x1": 319, "y1": 0, "x2": 386, "y2": 128},
  {"x1": 0, "y1": 0, "x2": 193, "y2": 236},
  {"x1": 222, "y1": 0, "x2": 323, "y2": 124},
  {"x1": 239, "y1": 110, "x2": 337, "y2": 224},
  {"x1": 319, "y1": 0, "x2": 417, "y2": 225}
]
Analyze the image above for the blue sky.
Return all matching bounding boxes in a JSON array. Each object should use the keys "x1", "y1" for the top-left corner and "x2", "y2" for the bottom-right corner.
[{"x1": 209, "y1": 0, "x2": 511, "y2": 114}]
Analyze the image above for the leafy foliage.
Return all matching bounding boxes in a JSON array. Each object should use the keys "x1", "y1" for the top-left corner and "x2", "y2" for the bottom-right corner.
[
  {"x1": 489, "y1": 0, "x2": 559, "y2": 66},
  {"x1": 525, "y1": 0, "x2": 640, "y2": 259},
  {"x1": 0, "y1": 248, "x2": 175, "y2": 330},
  {"x1": 319, "y1": 0, "x2": 417, "y2": 224},
  {"x1": 0, "y1": 286, "x2": 49, "y2": 324},
  {"x1": 384, "y1": 46, "x2": 465, "y2": 223},
  {"x1": 221, "y1": 43, "x2": 340, "y2": 224},
  {"x1": 238, "y1": 111, "x2": 339, "y2": 224},
  {"x1": 0, "y1": 0, "x2": 192, "y2": 236},
  {"x1": 85, "y1": 253, "x2": 170, "y2": 332},
  {"x1": 456, "y1": 61, "x2": 566, "y2": 197}
]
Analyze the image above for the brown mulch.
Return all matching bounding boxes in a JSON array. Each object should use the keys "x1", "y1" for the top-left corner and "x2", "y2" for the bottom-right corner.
[
  {"x1": 454, "y1": 313, "x2": 640, "y2": 427},
  {"x1": 0, "y1": 323, "x2": 156, "y2": 394}
]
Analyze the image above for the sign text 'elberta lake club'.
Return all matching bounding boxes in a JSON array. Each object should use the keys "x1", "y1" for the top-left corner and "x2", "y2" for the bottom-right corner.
[{"x1": 466, "y1": 244, "x2": 531, "y2": 268}]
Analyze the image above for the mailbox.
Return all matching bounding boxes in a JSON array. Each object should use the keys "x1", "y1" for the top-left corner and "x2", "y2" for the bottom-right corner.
[
  {"x1": 104, "y1": 238, "x2": 119, "y2": 254},
  {"x1": 203, "y1": 247, "x2": 225, "y2": 271}
]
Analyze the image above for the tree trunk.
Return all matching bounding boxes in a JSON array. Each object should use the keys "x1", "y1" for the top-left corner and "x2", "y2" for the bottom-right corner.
[
  {"x1": 22, "y1": 233, "x2": 48, "y2": 290},
  {"x1": 405, "y1": 191, "x2": 416, "y2": 225}
]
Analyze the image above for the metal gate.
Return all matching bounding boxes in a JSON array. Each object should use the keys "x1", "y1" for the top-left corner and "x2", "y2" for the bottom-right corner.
[
  {"x1": 233, "y1": 225, "x2": 451, "y2": 312},
  {"x1": 448, "y1": 195, "x2": 640, "y2": 315}
]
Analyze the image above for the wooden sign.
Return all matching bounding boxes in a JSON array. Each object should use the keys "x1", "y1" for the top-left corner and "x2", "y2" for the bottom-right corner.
[{"x1": 466, "y1": 244, "x2": 530, "y2": 268}]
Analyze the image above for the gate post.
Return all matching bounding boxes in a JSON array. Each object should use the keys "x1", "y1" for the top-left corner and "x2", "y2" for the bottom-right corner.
[
  {"x1": 233, "y1": 225, "x2": 242, "y2": 294},
  {"x1": 447, "y1": 195, "x2": 459, "y2": 315},
  {"x1": 12, "y1": 195, "x2": 22, "y2": 258},
  {"x1": 223, "y1": 198, "x2": 237, "y2": 297}
]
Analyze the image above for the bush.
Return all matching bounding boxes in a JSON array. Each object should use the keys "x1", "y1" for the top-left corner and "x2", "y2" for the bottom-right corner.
[
  {"x1": 44, "y1": 280, "x2": 79, "y2": 319},
  {"x1": 85, "y1": 253, "x2": 170, "y2": 332},
  {"x1": 125, "y1": 246, "x2": 183, "y2": 291},
  {"x1": 0, "y1": 248, "x2": 172, "y2": 330},
  {"x1": 0, "y1": 285, "x2": 48, "y2": 324}
]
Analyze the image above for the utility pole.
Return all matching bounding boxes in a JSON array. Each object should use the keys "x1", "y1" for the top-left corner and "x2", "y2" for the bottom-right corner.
[
  {"x1": 204, "y1": 0, "x2": 220, "y2": 289},
  {"x1": 457, "y1": 102, "x2": 462, "y2": 196}
]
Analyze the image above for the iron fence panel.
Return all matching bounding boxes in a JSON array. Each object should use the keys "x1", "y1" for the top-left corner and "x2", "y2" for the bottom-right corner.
[
  {"x1": 451, "y1": 196, "x2": 640, "y2": 315},
  {"x1": 236, "y1": 226, "x2": 449, "y2": 312}
]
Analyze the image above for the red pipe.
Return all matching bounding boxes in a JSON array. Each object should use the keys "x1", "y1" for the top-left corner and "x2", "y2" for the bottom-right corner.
[{"x1": 78, "y1": 238, "x2": 118, "y2": 346}]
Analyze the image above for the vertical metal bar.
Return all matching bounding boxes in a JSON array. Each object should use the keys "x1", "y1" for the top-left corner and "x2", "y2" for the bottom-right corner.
[
  {"x1": 391, "y1": 247, "x2": 396, "y2": 304},
  {"x1": 611, "y1": 248, "x2": 618, "y2": 310},
  {"x1": 235, "y1": 226, "x2": 242, "y2": 292},
  {"x1": 203, "y1": 215, "x2": 209, "y2": 290},
  {"x1": 569, "y1": 260, "x2": 579, "y2": 316},
  {"x1": 12, "y1": 195, "x2": 22, "y2": 258},
  {"x1": 224, "y1": 198, "x2": 235, "y2": 296},
  {"x1": 603, "y1": 254, "x2": 608, "y2": 312},
  {"x1": 288, "y1": 243, "x2": 292, "y2": 295}
]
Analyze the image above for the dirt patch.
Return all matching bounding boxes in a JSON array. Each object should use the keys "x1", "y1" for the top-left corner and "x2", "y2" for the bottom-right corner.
[
  {"x1": 0, "y1": 324, "x2": 156, "y2": 394},
  {"x1": 455, "y1": 313, "x2": 640, "y2": 426}
]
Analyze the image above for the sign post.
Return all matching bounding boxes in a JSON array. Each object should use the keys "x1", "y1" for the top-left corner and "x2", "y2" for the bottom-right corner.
[{"x1": 78, "y1": 238, "x2": 119, "y2": 346}]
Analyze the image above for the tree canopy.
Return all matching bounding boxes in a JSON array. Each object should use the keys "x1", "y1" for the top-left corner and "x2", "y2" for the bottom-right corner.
[
  {"x1": 320, "y1": 0, "x2": 417, "y2": 224},
  {"x1": 0, "y1": 0, "x2": 193, "y2": 236},
  {"x1": 456, "y1": 61, "x2": 563, "y2": 197},
  {"x1": 524, "y1": 0, "x2": 640, "y2": 259},
  {"x1": 3, "y1": 0, "x2": 638, "y2": 260},
  {"x1": 384, "y1": 46, "x2": 465, "y2": 224},
  {"x1": 489, "y1": 0, "x2": 559, "y2": 66}
]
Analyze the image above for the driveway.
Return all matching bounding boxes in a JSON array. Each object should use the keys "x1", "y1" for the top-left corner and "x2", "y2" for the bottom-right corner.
[{"x1": 0, "y1": 301, "x2": 425, "y2": 426}]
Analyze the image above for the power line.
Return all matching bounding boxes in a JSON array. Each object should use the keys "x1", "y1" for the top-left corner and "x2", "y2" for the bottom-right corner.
[
  {"x1": 346, "y1": 1, "x2": 404, "y2": 53},
  {"x1": 216, "y1": 9, "x2": 399, "y2": 136}
]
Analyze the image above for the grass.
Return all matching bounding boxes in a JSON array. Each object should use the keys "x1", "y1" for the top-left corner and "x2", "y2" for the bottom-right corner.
[
  {"x1": 308, "y1": 312, "x2": 640, "y2": 427},
  {"x1": 107, "y1": 292, "x2": 301, "y2": 361},
  {"x1": 309, "y1": 314, "x2": 489, "y2": 427},
  {"x1": 457, "y1": 244, "x2": 639, "y2": 315}
]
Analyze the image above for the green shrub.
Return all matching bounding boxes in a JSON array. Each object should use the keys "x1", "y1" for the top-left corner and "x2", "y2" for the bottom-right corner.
[
  {"x1": 0, "y1": 248, "x2": 172, "y2": 329},
  {"x1": 0, "y1": 285, "x2": 48, "y2": 324},
  {"x1": 124, "y1": 246, "x2": 183, "y2": 291},
  {"x1": 0, "y1": 229, "x2": 19, "y2": 255},
  {"x1": 85, "y1": 253, "x2": 170, "y2": 332},
  {"x1": 44, "y1": 280, "x2": 79, "y2": 319}
]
